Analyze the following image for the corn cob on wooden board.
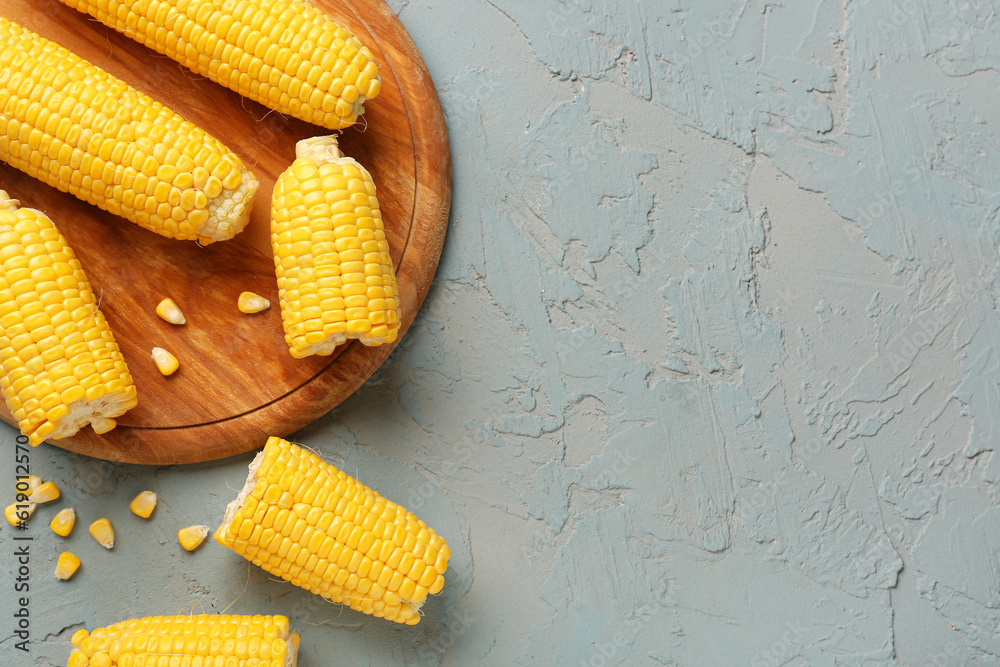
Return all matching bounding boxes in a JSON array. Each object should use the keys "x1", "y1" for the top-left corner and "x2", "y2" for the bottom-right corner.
[{"x1": 0, "y1": 0, "x2": 450, "y2": 463}]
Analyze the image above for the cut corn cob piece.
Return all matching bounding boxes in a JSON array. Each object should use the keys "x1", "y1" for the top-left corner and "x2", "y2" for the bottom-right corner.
[
  {"x1": 5, "y1": 501, "x2": 35, "y2": 526},
  {"x1": 88, "y1": 518, "x2": 114, "y2": 549},
  {"x1": 60, "y1": 0, "x2": 381, "y2": 130},
  {"x1": 150, "y1": 347, "x2": 179, "y2": 376},
  {"x1": 271, "y1": 136, "x2": 401, "y2": 357},
  {"x1": 178, "y1": 524, "x2": 209, "y2": 551},
  {"x1": 154, "y1": 298, "x2": 185, "y2": 325},
  {"x1": 129, "y1": 490, "x2": 157, "y2": 518},
  {"x1": 55, "y1": 552, "x2": 81, "y2": 580},
  {"x1": 0, "y1": 192, "x2": 138, "y2": 446},
  {"x1": 51, "y1": 507, "x2": 77, "y2": 536},
  {"x1": 0, "y1": 19, "x2": 258, "y2": 244},
  {"x1": 31, "y1": 481, "x2": 61, "y2": 503},
  {"x1": 216, "y1": 436, "x2": 449, "y2": 625},
  {"x1": 238, "y1": 291, "x2": 271, "y2": 314},
  {"x1": 67, "y1": 614, "x2": 300, "y2": 667}
]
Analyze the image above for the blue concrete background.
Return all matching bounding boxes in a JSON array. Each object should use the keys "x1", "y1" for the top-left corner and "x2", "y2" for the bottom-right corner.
[{"x1": 3, "y1": 0, "x2": 1000, "y2": 664}]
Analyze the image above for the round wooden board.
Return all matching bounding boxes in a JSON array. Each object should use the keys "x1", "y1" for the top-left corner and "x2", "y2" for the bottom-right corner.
[{"x1": 0, "y1": 0, "x2": 450, "y2": 464}]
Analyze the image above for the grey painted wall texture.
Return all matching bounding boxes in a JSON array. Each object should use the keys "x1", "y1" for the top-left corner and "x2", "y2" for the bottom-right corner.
[{"x1": 3, "y1": 0, "x2": 1000, "y2": 664}]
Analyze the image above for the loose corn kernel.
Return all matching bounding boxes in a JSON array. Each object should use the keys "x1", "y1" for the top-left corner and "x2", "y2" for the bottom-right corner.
[
  {"x1": 61, "y1": 0, "x2": 381, "y2": 129},
  {"x1": 178, "y1": 525, "x2": 209, "y2": 551},
  {"x1": 0, "y1": 20, "x2": 258, "y2": 243},
  {"x1": 238, "y1": 291, "x2": 271, "y2": 314},
  {"x1": 19, "y1": 475, "x2": 42, "y2": 496},
  {"x1": 50, "y1": 507, "x2": 76, "y2": 537},
  {"x1": 0, "y1": 192, "x2": 137, "y2": 445},
  {"x1": 54, "y1": 552, "x2": 81, "y2": 580},
  {"x1": 155, "y1": 298, "x2": 186, "y2": 325},
  {"x1": 5, "y1": 502, "x2": 35, "y2": 526},
  {"x1": 31, "y1": 481, "x2": 61, "y2": 504},
  {"x1": 217, "y1": 437, "x2": 449, "y2": 624},
  {"x1": 89, "y1": 518, "x2": 114, "y2": 549},
  {"x1": 130, "y1": 491, "x2": 158, "y2": 518},
  {"x1": 151, "y1": 347, "x2": 180, "y2": 376},
  {"x1": 271, "y1": 136, "x2": 401, "y2": 358}
]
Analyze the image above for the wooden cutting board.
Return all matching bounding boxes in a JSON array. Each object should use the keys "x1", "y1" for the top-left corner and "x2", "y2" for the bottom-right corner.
[{"x1": 0, "y1": 0, "x2": 450, "y2": 464}]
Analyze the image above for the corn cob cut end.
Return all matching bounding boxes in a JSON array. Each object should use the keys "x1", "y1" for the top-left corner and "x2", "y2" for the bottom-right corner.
[{"x1": 197, "y1": 167, "x2": 259, "y2": 245}]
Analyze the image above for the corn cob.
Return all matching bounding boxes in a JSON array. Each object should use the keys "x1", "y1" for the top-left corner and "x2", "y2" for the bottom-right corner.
[
  {"x1": 0, "y1": 18, "x2": 258, "y2": 244},
  {"x1": 67, "y1": 614, "x2": 300, "y2": 667},
  {"x1": 60, "y1": 0, "x2": 382, "y2": 130},
  {"x1": 0, "y1": 192, "x2": 137, "y2": 446},
  {"x1": 216, "y1": 437, "x2": 449, "y2": 625},
  {"x1": 271, "y1": 136, "x2": 400, "y2": 357}
]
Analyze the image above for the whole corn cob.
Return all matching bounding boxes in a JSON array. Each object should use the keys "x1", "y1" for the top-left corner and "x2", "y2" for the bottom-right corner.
[
  {"x1": 215, "y1": 437, "x2": 449, "y2": 625},
  {"x1": 271, "y1": 136, "x2": 401, "y2": 357},
  {"x1": 0, "y1": 18, "x2": 258, "y2": 244},
  {"x1": 60, "y1": 0, "x2": 382, "y2": 130},
  {"x1": 66, "y1": 613, "x2": 300, "y2": 667},
  {"x1": 0, "y1": 192, "x2": 137, "y2": 446}
]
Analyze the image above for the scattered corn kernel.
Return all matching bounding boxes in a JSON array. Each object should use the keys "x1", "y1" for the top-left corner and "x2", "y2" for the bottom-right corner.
[
  {"x1": 5, "y1": 502, "x2": 35, "y2": 526},
  {"x1": 18, "y1": 475, "x2": 42, "y2": 497},
  {"x1": 155, "y1": 298, "x2": 186, "y2": 325},
  {"x1": 151, "y1": 347, "x2": 180, "y2": 376},
  {"x1": 238, "y1": 291, "x2": 271, "y2": 314},
  {"x1": 130, "y1": 491, "x2": 158, "y2": 518},
  {"x1": 178, "y1": 525, "x2": 209, "y2": 551},
  {"x1": 89, "y1": 518, "x2": 114, "y2": 549},
  {"x1": 30, "y1": 481, "x2": 61, "y2": 504},
  {"x1": 50, "y1": 508, "x2": 76, "y2": 537},
  {"x1": 55, "y1": 552, "x2": 81, "y2": 580}
]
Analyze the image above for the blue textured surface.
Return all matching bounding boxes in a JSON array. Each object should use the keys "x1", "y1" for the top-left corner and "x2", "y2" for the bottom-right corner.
[{"x1": 3, "y1": 1, "x2": 1000, "y2": 664}]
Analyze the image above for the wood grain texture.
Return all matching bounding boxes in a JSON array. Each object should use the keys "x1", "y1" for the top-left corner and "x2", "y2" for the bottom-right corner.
[{"x1": 0, "y1": 0, "x2": 451, "y2": 463}]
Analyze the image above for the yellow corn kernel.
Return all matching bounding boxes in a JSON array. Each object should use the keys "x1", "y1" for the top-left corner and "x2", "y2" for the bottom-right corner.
[
  {"x1": 130, "y1": 490, "x2": 158, "y2": 518},
  {"x1": 238, "y1": 291, "x2": 271, "y2": 314},
  {"x1": 67, "y1": 614, "x2": 298, "y2": 663},
  {"x1": 89, "y1": 518, "x2": 114, "y2": 549},
  {"x1": 0, "y1": 19, "x2": 258, "y2": 243},
  {"x1": 151, "y1": 347, "x2": 180, "y2": 376},
  {"x1": 0, "y1": 192, "x2": 138, "y2": 446},
  {"x1": 217, "y1": 436, "x2": 449, "y2": 624},
  {"x1": 50, "y1": 507, "x2": 76, "y2": 537},
  {"x1": 271, "y1": 136, "x2": 401, "y2": 358},
  {"x1": 60, "y1": 0, "x2": 381, "y2": 129},
  {"x1": 31, "y1": 481, "x2": 61, "y2": 504},
  {"x1": 19, "y1": 475, "x2": 42, "y2": 497},
  {"x1": 155, "y1": 298, "x2": 186, "y2": 325},
  {"x1": 54, "y1": 552, "x2": 81, "y2": 580},
  {"x1": 5, "y1": 502, "x2": 35, "y2": 526},
  {"x1": 178, "y1": 525, "x2": 209, "y2": 551}
]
